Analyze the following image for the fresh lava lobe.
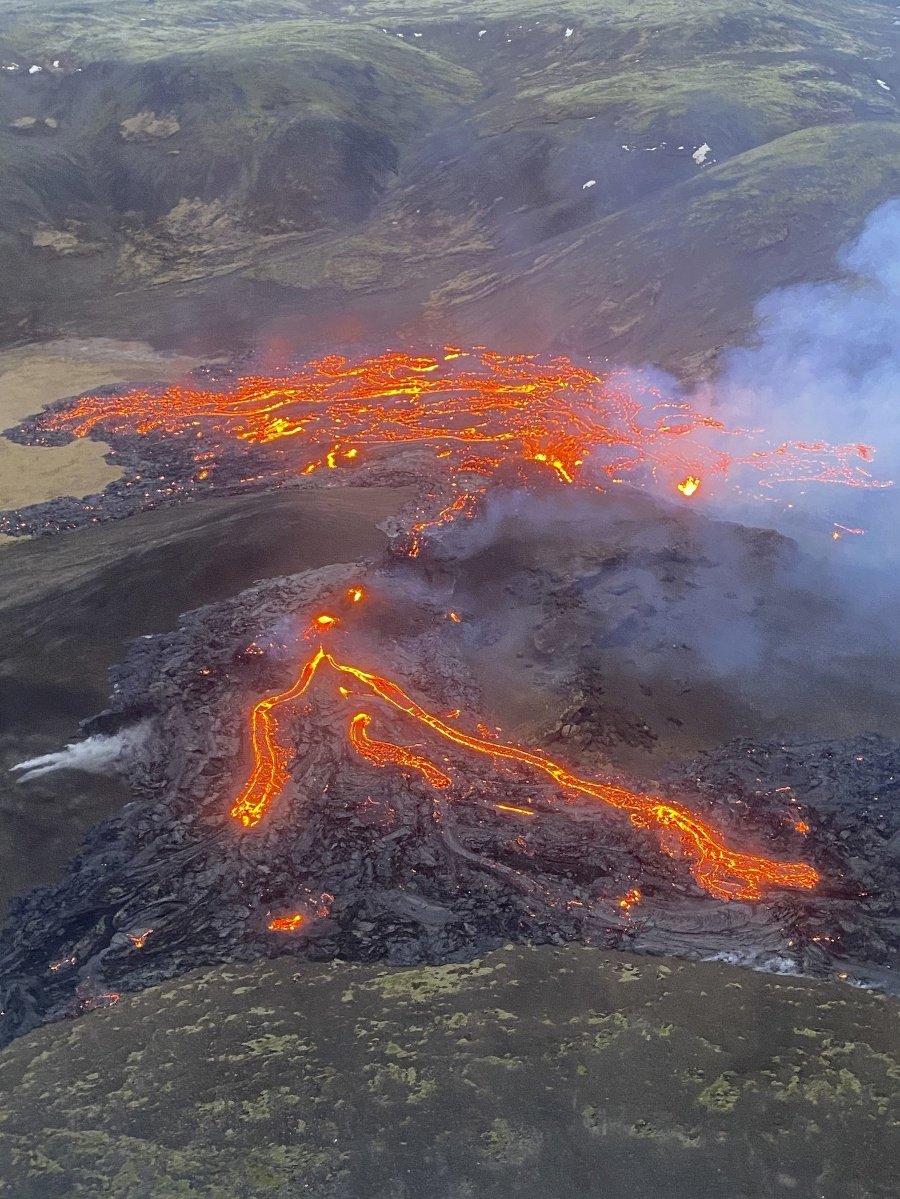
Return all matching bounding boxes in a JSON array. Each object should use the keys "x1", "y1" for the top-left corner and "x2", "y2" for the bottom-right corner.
[
  {"x1": 349, "y1": 712, "x2": 452, "y2": 789},
  {"x1": 36, "y1": 348, "x2": 885, "y2": 517},
  {"x1": 230, "y1": 646, "x2": 820, "y2": 903},
  {"x1": 617, "y1": 887, "x2": 642, "y2": 912},
  {"x1": 267, "y1": 913, "x2": 305, "y2": 932}
]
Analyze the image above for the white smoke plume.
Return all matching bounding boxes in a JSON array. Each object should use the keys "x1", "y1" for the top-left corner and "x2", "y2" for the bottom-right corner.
[
  {"x1": 10, "y1": 726, "x2": 149, "y2": 783},
  {"x1": 697, "y1": 198, "x2": 900, "y2": 558}
]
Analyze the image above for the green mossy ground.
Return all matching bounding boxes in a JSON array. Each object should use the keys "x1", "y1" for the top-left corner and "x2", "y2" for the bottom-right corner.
[
  {"x1": 0, "y1": 0, "x2": 898, "y2": 367},
  {"x1": 1, "y1": 946, "x2": 898, "y2": 1198}
]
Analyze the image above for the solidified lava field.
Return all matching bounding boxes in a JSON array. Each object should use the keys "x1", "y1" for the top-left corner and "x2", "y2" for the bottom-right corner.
[{"x1": 1, "y1": 348, "x2": 898, "y2": 1047}]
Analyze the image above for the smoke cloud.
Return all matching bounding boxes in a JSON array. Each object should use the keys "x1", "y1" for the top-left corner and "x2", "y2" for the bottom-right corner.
[
  {"x1": 10, "y1": 726, "x2": 149, "y2": 783},
  {"x1": 699, "y1": 199, "x2": 900, "y2": 556}
]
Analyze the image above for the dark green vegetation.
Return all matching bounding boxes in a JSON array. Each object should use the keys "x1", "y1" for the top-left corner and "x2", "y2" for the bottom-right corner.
[
  {"x1": 1, "y1": 944, "x2": 898, "y2": 1198},
  {"x1": 1, "y1": 0, "x2": 900, "y2": 369}
]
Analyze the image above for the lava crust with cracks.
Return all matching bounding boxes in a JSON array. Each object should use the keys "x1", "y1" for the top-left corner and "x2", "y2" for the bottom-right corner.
[
  {"x1": 2, "y1": 560, "x2": 900, "y2": 1049},
  {"x1": 0, "y1": 347, "x2": 886, "y2": 540}
]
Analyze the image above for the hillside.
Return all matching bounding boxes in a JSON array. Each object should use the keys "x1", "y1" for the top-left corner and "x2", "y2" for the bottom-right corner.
[{"x1": 0, "y1": 0, "x2": 899, "y2": 369}]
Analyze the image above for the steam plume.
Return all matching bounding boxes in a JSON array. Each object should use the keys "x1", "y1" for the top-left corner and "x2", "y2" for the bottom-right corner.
[
  {"x1": 704, "y1": 199, "x2": 900, "y2": 551},
  {"x1": 11, "y1": 727, "x2": 148, "y2": 783}
]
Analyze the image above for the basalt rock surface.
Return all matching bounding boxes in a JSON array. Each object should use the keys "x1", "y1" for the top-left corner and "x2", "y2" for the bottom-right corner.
[{"x1": 1, "y1": 551, "x2": 898, "y2": 1050}]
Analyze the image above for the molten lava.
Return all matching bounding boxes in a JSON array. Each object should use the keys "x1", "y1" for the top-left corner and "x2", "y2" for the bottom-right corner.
[
  {"x1": 618, "y1": 887, "x2": 642, "y2": 912},
  {"x1": 36, "y1": 348, "x2": 885, "y2": 554},
  {"x1": 230, "y1": 646, "x2": 820, "y2": 903},
  {"x1": 267, "y1": 913, "x2": 305, "y2": 932},
  {"x1": 349, "y1": 712, "x2": 452, "y2": 789}
]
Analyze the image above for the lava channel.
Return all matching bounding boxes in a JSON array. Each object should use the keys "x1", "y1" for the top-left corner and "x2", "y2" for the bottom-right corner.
[
  {"x1": 31, "y1": 347, "x2": 887, "y2": 548},
  {"x1": 230, "y1": 646, "x2": 820, "y2": 903}
]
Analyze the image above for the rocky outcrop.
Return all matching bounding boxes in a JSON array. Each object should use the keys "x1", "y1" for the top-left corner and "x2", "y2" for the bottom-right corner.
[{"x1": 118, "y1": 110, "x2": 180, "y2": 141}]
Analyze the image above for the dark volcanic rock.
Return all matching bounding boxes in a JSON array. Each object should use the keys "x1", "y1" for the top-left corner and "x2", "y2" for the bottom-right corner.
[
  {"x1": 1, "y1": 556, "x2": 898, "y2": 1049},
  {"x1": 0, "y1": 366, "x2": 432, "y2": 538}
]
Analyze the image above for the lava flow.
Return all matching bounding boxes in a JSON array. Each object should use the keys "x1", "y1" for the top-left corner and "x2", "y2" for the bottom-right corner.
[
  {"x1": 231, "y1": 645, "x2": 820, "y2": 902},
  {"x1": 35, "y1": 348, "x2": 885, "y2": 514}
]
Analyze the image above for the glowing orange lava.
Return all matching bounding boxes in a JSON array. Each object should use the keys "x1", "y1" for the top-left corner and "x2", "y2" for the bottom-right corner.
[
  {"x1": 267, "y1": 913, "x2": 305, "y2": 932},
  {"x1": 305, "y1": 612, "x2": 339, "y2": 638},
  {"x1": 80, "y1": 992, "x2": 120, "y2": 1011},
  {"x1": 37, "y1": 348, "x2": 886, "y2": 556},
  {"x1": 618, "y1": 887, "x2": 642, "y2": 912},
  {"x1": 349, "y1": 712, "x2": 452, "y2": 789},
  {"x1": 230, "y1": 647, "x2": 820, "y2": 902},
  {"x1": 408, "y1": 491, "x2": 481, "y2": 556},
  {"x1": 127, "y1": 929, "x2": 153, "y2": 949}
]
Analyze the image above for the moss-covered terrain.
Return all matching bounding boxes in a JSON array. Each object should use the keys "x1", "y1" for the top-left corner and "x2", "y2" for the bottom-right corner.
[
  {"x1": 0, "y1": 945, "x2": 898, "y2": 1197},
  {"x1": 1, "y1": 0, "x2": 899, "y2": 369}
]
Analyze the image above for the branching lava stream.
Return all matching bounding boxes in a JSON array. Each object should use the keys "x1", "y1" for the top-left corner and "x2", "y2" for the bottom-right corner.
[
  {"x1": 231, "y1": 644, "x2": 820, "y2": 903},
  {"x1": 10, "y1": 341, "x2": 894, "y2": 1050},
  {"x1": 33, "y1": 348, "x2": 885, "y2": 526}
]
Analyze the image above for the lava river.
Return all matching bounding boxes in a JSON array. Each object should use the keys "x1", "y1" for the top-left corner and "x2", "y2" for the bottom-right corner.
[
  {"x1": 31, "y1": 347, "x2": 884, "y2": 519},
  {"x1": 231, "y1": 638, "x2": 819, "y2": 903}
]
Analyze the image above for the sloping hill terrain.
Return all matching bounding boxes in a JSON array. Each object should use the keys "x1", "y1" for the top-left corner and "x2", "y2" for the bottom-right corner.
[
  {"x1": 1, "y1": 0, "x2": 899, "y2": 369},
  {"x1": 2, "y1": 946, "x2": 898, "y2": 1198}
]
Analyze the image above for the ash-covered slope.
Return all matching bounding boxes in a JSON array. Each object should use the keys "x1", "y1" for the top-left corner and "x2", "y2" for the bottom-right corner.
[{"x1": 3, "y1": 542, "x2": 899, "y2": 1049}]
